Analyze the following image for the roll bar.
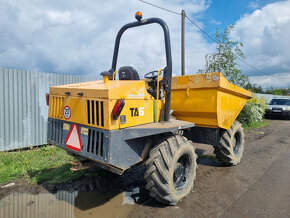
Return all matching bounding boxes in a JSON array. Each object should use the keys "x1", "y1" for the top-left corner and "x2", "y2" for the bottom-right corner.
[{"x1": 109, "y1": 17, "x2": 172, "y2": 122}]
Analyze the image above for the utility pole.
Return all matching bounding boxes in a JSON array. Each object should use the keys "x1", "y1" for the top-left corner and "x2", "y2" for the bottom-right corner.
[{"x1": 181, "y1": 10, "x2": 186, "y2": 76}]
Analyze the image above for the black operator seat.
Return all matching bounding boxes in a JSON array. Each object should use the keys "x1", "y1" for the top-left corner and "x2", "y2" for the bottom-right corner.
[{"x1": 118, "y1": 66, "x2": 140, "y2": 80}]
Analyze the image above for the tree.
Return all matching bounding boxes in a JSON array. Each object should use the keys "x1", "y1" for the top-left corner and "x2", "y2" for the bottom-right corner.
[
  {"x1": 245, "y1": 82, "x2": 263, "y2": 93},
  {"x1": 198, "y1": 25, "x2": 249, "y2": 87},
  {"x1": 265, "y1": 87, "x2": 285, "y2": 96}
]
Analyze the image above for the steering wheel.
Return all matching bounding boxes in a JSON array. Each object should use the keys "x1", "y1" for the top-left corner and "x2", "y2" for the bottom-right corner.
[{"x1": 144, "y1": 70, "x2": 163, "y2": 79}]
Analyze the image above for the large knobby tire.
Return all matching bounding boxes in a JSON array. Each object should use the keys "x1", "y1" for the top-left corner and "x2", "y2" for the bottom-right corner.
[
  {"x1": 144, "y1": 135, "x2": 197, "y2": 205},
  {"x1": 214, "y1": 121, "x2": 245, "y2": 166}
]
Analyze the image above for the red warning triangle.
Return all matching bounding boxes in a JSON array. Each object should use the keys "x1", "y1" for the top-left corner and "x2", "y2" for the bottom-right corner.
[{"x1": 65, "y1": 124, "x2": 82, "y2": 152}]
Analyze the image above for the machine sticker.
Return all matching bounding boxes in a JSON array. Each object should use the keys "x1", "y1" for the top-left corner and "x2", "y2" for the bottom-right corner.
[
  {"x1": 127, "y1": 87, "x2": 145, "y2": 99},
  {"x1": 81, "y1": 127, "x2": 89, "y2": 136},
  {"x1": 63, "y1": 106, "x2": 71, "y2": 120},
  {"x1": 63, "y1": 123, "x2": 70, "y2": 131},
  {"x1": 206, "y1": 74, "x2": 211, "y2": 81},
  {"x1": 120, "y1": 115, "x2": 126, "y2": 124},
  {"x1": 212, "y1": 75, "x2": 219, "y2": 82}
]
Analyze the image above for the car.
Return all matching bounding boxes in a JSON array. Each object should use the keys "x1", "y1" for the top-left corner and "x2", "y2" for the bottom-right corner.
[{"x1": 265, "y1": 98, "x2": 290, "y2": 119}]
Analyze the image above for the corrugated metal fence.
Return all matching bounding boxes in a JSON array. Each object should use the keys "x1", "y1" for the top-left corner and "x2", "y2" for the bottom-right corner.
[{"x1": 0, "y1": 68, "x2": 92, "y2": 151}]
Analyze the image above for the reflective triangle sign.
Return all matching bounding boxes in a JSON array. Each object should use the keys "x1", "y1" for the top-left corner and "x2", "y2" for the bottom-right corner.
[{"x1": 65, "y1": 124, "x2": 82, "y2": 152}]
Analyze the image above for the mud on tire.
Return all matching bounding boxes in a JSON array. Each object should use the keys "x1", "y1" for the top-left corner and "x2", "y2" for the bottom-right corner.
[
  {"x1": 214, "y1": 120, "x2": 245, "y2": 166},
  {"x1": 144, "y1": 135, "x2": 197, "y2": 205}
]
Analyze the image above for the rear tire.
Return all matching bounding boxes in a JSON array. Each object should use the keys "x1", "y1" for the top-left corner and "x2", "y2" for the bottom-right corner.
[
  {"x1": 214, "y1": 121, "x2": 245, "y2": 166},
  {"x1": 144, "y1": 135, "x2": 197, "y2": 205}
]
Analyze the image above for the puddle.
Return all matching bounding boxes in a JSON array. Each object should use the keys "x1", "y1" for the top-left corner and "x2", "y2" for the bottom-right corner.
[
  {"x1": 0, "y1": 188, "x2": 141, "y2": 218},
  {"x1": 74, "y1": 189, "x2": 138, "y2": 218}
]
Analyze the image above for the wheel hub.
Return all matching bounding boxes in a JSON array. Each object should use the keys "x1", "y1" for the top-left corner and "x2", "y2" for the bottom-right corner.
[
  {"x1": 174, "y1": 163, "x2": 185, "y2": 186},
  {"x1": 233, "y1": 131, "x2": 241, "y2": 156},
  {"x1": 173, "y1": 154, "x2": 191, "y2": 190}
]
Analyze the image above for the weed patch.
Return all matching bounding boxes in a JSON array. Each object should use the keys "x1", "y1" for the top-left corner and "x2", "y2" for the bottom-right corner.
[
  {"x1": 0, "y1": 146, "x2": 88, "y2": 185},
  {"x1": 243, "y1": 120, "x2": 270, "y2": 130}
]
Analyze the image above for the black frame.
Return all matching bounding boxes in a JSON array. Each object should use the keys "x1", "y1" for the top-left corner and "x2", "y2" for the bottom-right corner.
[{"x1": 109, "y1": 17, "x2": 173, "y2": 121}]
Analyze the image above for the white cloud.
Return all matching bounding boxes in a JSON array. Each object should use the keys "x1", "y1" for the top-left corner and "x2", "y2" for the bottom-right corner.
[
  {"x1": 232, "y1": 0, "x2": 290, "y2": 88},
  {"x1": 209, "y1": 19, "x2": 221, "y2": 25},
  {"x1": 248, "y1": 1, "x2": 259, "y2": 10},
  {"x1": 0, "y1": 0, "x2": 213, "y2": 78},
  {"x1": 249, "y1": 72, "x2": 290, "y2": 88}
]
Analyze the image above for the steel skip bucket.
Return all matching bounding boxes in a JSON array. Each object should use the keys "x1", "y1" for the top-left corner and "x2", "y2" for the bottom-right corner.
[{"x1": 171, "y1": 72, "x2": 252, "y2": 129}]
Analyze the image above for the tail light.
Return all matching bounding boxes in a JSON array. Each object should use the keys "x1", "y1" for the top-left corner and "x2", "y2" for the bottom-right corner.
[
  {"x1": 46, "y1": 93, "x2": 50, "y2": 106},
  {"x1": 112, "y1": 99, "x2": 125, "y2": 120}
]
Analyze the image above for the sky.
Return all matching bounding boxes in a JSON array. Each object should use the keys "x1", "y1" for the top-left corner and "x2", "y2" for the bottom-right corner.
[{"x1": 0, "y1": 0, "x2": 290, "y2": 88}]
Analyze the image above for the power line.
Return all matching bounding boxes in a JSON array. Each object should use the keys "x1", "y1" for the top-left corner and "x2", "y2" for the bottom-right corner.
[
  {"x1": 138, "y1": 0, "x2": 289, "y2": 80},
  {"x1": 185, "y1": 15, "x2": 216, "y2": 43},
  {"x1": 235, "y1": 57, "x2": 284, "y2": 79},
  {"x1": 138, "y1": 0, "x2": 180, "y2": 15},
  {"x1": 185, "y1": 15, "x2": 285, "y2": 79}
]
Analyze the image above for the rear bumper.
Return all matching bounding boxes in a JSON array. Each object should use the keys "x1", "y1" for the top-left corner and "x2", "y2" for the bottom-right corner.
[
  {"x1": 47, "y1": 118, "x2": 195, "y2": 174},
  {"x1": 265, "y1": 110, "x2": 290, "y2": 118},
  {"x1": 47, "y1": 118, "x2": 120, "y2": 173}
]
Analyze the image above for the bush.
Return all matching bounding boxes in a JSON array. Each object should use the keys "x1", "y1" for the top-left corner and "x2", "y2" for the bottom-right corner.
[{"x1": 237, "y1": 94, "x2": 266, "y2": 127}]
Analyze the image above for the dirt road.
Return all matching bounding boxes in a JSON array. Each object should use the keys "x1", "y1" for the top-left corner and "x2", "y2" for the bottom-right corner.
[
  {"x1": 1, "y1": 119, "x2": 289, "y2": 218},
  {"x1": 131, "y1": 119, "x2": 290, "y2": 217}
]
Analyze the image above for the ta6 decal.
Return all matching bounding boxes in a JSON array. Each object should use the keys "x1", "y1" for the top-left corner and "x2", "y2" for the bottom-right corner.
[{"x1": 130, "y1": 107, "x2": 144, "y2": 117}]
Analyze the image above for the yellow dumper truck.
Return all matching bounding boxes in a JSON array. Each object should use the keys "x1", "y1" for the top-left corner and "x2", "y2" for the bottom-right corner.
[{"x1": 47, "y1": 12, "x2": 251, "y2": 205}]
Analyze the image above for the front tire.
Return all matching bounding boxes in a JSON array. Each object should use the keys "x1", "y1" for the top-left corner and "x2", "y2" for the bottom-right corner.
[
  {"x1": 144, "y1": 135, "x2": 197, "y2": 205},
  {"x1": 214, "y1": 121, "x2": 245, "y2": 166}
]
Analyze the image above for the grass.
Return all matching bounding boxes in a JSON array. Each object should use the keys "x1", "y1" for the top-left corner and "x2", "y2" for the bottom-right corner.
[
  {"x1": 0, "y1": 145, "x2": 91, "y2": 185},
  {"x1": 243, "y1": 119, "x2": 270, "y2": 130}
]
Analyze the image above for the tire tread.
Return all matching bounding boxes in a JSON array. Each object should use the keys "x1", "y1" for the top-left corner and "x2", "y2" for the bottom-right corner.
[{"x1": 144, "y1": 135, "x2": 197, "y2": 205}]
